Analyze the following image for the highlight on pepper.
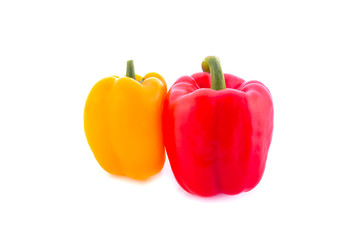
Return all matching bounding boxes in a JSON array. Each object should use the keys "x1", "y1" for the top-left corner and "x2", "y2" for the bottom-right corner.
[
  {"x1": 162, "y1": 56, "x2": 274, "y2": 196},
  {"x1": 84, "y1": 60, "x2": 167, "y2": 180}
]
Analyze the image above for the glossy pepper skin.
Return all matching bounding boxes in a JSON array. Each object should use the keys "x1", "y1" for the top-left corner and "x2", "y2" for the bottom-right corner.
[
  {"x1": 163, "y1": 57, "x2": 273, "y2": 196},
  {"x1": 84, "y1": 61, "x2": 167, "y2": 180}
]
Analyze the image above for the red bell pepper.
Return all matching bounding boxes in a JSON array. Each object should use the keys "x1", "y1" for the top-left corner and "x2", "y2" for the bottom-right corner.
[{"x1": 163, "y1": 56, "x2": 274, "y2": 196}]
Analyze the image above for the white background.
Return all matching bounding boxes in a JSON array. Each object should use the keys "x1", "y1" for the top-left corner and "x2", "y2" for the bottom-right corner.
[{"x1": 1, "y1": 0, "x2": 359, "y2": 239}]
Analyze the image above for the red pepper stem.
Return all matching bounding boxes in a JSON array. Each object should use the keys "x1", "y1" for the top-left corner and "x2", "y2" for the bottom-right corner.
[
  {"x1": 126, "y1": 60, "x2": 135, "y2": 79},
  {"x1": 201, "y1": 56, "x2": 226, "y2": 90}
]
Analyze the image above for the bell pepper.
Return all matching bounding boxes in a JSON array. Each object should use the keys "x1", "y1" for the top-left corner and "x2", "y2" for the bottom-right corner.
[
  {"x1": 84, "y1": 60, "x2": 167, "y2": 180},
  {"x1": 163, "y1": 56, "x2": 273, "y2": 196}
]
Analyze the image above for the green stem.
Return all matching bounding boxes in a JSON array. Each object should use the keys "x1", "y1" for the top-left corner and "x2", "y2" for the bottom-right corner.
[
  {"x1": 126, "y1": 60, "x2": 135, "y2": 79},
  {"x1": 201, "y1": 56, "x2": 226, "y2": 90}
]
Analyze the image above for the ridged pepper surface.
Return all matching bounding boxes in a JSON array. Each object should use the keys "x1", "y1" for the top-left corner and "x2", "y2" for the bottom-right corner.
[
  {"x1": 163, "y1": 57, "x2": 273, "y2": 196},
  {"x1": 84, "y1": 61, "x2": 167, "y2": 180}
]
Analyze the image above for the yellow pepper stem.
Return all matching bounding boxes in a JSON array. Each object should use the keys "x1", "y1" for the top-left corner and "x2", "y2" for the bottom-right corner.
[{"x1": 126, "y1": 60, "x2": 135, "y2": 79}]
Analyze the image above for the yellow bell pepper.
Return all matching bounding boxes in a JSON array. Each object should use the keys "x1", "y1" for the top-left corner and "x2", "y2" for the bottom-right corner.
[{"x1": 84, "y1": 60, "x2": 167, "y2": 180}]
